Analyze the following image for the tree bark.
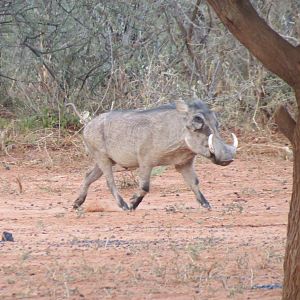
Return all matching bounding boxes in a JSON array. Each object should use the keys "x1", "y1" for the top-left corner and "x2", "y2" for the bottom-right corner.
[
  {"x1": 274, "y1": 105, "x2": 296, "y2": 145},
  {"x1": 283, "y1": 114, "x2": 300, "y2": 299},
  {"x1": 205, "y1": 1, "x2": 300, "y2": 299}
]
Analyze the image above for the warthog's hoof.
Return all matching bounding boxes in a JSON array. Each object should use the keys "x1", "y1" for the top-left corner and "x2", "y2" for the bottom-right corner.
[
  {"x1": 201, "y1": 201, "x2": 211, "y2": 210},
  {"x1": 129, "y1": 194, "x2": 144, "y2": 211},
  {"x1": 73, "y1": 201, "x2": 82, "y2": 210},
  {"x1": 118, "y1": 200, "x2": 130, "y2": 211},
  {"x1": 122, "y1": 203, "x2": 130, "y2": 211},
  {"x1": 198, "y1": 193, "x2": 211, "y2": 210},
  {"x1": 73, "y1": 196, "x2": 86, "y2": 210},
  {"x1": 128, "y1": 203, "x2": 136, "y2": 211}
]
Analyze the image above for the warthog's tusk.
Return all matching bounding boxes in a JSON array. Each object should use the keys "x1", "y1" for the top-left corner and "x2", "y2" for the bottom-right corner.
[
  {"x1": 208, "y1": 134, "x2": 214, "y2": 153},
  {"x1": 231, "y1": 133, "x2": 238, "y2": 149}
]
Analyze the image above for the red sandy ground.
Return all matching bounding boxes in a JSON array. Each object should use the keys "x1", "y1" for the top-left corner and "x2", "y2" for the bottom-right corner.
[{"x1": 0, "y1": 136, "x2": 292, "y2": 299}]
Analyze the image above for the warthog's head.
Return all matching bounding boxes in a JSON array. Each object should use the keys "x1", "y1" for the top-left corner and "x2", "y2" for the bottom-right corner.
[{"x1": 176, "y1": 100, "x2": 238, "y2": 166}]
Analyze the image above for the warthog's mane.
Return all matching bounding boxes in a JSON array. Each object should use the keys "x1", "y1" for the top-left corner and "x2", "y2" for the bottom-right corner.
[{"x1": 135, "y1": 99, "x2": 209, "y2": 114}]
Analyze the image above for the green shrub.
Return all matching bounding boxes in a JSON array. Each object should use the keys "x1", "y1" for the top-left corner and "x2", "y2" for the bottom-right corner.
[{"x1": 17, "y1": 108, "x2": 81, "y2": 132}]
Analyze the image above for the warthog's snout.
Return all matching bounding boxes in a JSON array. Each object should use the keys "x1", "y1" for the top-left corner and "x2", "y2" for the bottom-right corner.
[
  {"x1": 211, "y1": 157, "x2": 234, "y2": 166},
  {"x1": 208, "y1": 133, "x2": 238, "y2": 166}
]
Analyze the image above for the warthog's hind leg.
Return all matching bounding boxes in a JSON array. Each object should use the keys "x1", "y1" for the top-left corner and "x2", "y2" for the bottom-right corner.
[
  {"x1": 73, "y1": 164, "x2": 103, "y2": 209},
  {"x1": 97, "y1": 159, "x2": 129, "y2": 211},
  {"x1": 175, "y1": 159, "x2": 211, "y2": 210},
  {"x1": 129, "y1": 166, "x2": 152, "y2": 210}
]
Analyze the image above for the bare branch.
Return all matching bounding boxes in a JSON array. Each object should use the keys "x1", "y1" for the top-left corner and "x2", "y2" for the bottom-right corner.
[
  {"x1": 206, "y1": 0, "x2": 300, "y2": 88},
  {"x1": 274, "y1": 104, "x2": 296, "y2": 145},
  {"x1": 22, "y1": 41, "x2": 67, "y2": 96}
]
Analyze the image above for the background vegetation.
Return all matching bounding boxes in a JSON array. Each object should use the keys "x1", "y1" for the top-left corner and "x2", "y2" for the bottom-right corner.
[{"x1": 0, "y1": 0, "x2": 299, "y2": 135}]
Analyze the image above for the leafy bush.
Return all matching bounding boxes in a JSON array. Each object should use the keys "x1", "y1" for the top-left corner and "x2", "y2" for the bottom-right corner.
[{"x1": 17, "y1": 109, "x2": 81, "y2": 132}]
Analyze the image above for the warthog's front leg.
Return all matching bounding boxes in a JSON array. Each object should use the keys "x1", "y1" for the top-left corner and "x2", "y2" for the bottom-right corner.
[
  {"x1": 73, "y1": 164, "x2": 103, "y2": 209},
  {"x1": 175, "y1": 159, "x2": 211, "y2": 209},
  {"x1": 129, "y1": 166, "x2": 152, "y2": 210}
]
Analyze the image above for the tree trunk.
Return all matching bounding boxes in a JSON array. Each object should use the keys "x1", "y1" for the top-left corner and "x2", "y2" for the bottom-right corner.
[
  {"x1": 282, "y1": 91, "x2": 300, "y2": 300},
  {"x1": 205, "y1": 1, "x2": 300, "y2": 298}
]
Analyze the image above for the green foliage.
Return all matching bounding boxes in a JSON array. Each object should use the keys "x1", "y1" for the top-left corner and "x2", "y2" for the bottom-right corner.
[
  {"x1": 151, "y1": 166, "x2": 167, "y2": 177},
  {"x1": 0, "y1": 118, "x2": 10, "y2": 129},
  {"x1": 17, "y1": 109, "x2": 81, "y2": 132},
  {"x1": 18, "y1": 116, "x2": 37, "y2": 131}
]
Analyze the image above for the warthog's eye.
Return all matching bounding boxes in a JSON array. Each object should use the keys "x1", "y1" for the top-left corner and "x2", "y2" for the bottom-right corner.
[
  {"x1": 191, "y1": 115, "x2": 204, "y2": 131},
  {"x1": 193, "y1": 115, "x2": 204, "y2": 123}
]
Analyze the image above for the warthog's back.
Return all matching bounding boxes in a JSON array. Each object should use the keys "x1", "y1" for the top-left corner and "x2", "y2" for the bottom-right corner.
[{"x1": 83, "y1": 106, "x2": 190, "y2": 168}]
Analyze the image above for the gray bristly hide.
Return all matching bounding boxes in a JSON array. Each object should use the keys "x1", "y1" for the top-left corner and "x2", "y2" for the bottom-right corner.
[{"x1": 73, "y1": 99, "x2": 238, "y2": 211}]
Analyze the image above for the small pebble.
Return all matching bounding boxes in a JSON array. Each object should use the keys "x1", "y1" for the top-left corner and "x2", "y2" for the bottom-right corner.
[
  {"x1": 252, "y1": 283, "x2": 282, "y2": 290},
  {"x1": 1, "y1": 231, "x2": 14, "y2": 242}
]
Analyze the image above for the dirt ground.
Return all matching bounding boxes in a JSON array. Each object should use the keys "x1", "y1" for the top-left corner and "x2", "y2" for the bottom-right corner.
[{"x1": 0, "y1": 136, "x2": 292, "y2": 300}]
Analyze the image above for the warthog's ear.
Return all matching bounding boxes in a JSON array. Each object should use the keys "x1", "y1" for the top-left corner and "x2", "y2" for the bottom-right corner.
[{"x1": 175, "y1": 100, "x2": 189, "y2": 113}]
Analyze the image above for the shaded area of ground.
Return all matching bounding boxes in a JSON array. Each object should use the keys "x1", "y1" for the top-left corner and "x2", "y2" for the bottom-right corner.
[{"x1": 0, "y1": 151, "x2": 291, "y2": 299}]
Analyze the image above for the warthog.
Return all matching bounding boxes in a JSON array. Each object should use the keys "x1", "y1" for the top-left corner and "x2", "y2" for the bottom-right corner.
[{"x1": 72, "y1": 99, "x2": 238, "y2": 211}]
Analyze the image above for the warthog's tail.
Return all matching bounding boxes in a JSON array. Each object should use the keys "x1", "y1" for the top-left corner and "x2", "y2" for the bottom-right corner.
[{"x1": 65, "y1": 102, "x2": 91, "y2": 124}]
